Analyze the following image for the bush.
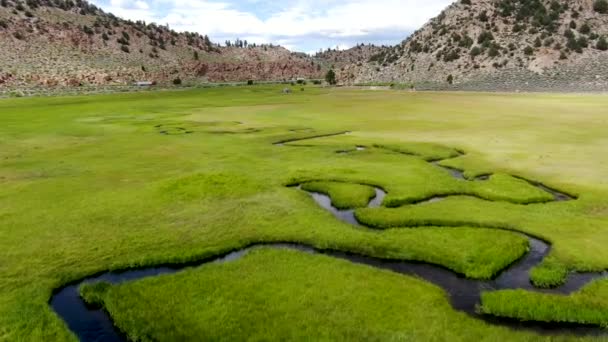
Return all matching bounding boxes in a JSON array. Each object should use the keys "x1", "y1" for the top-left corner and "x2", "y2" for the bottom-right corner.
[
  {"x1": 443, "y1": 50, "x2": 460, "y2": 62},
  {"x1": 523, "y1": 46, "x2": 534, "y2": 55},
  {"x1": 594, "y1": 0, "x2": 608, "y2": 14},
  {"x1": 120, "y1": 45, "x2": 129, "y2": 53},
  {"x1": 597, "y1": 36, "x2": 608, "y2": 51},
  {"x1": 247, "y1": 80, "x2": 254, "y2": 85},
  {"x1": 102, "y1": 33, "x2": 109, "y2": 41},
  {"x1": 477, "y1": 31, "x2": 494, "y2": 44},
  {"x1": 446, "y1": 74, "x2": 454, "y2": 85},
  {"x1": 488, "y1": 45, "x2": 500, "y2": 57},
  {"x1": 470, "y1": 46, "x2": 482, "y2": 57},
  {"x1": 580, "y1": 23, "x2": 591, "y2": 35},
  {"x1": 82, "y1": 25, "x2": 94, "y2": 35},
  {"x1": 13, "y1": 32, "x2": 24, "y2": 40},
  {"x1": 478, "y1": 11, "x2": 488, "y2": 22},
  {"x1": 173, "y1": 78, "x2": 182, "y2": 85}
]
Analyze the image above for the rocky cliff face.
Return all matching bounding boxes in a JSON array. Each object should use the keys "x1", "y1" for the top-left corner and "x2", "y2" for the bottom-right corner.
[
  {"x1": 339, "y1": 0, "x2": 608, "y2": 91},
  {"x1": 0, "y1": 0, "x2": 323, "y2": 89}
]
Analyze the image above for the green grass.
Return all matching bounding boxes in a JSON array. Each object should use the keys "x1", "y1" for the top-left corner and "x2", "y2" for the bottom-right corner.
[
  {"x1": 300, "y1": 181, "x2": 377, "y2": 209},
  {"x1": 2, "y1": 86, "x2": 608, "y2": 340},
  {"x1": 480, "y1": 279, "x2": 608, "y2": 327},
  {"x1": 80, "y1": 248, "x2": 561, "y2": 342}
]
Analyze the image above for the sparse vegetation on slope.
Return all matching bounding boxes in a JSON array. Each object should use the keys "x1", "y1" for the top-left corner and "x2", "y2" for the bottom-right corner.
[
  {"x1": 0, "y1": 0, "x2": 324, "y2": 90},
  {"x1": 337, "y1": 0, "x2": 608, "y2": 91}
]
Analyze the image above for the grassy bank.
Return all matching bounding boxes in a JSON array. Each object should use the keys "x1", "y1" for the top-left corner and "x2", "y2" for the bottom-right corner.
[{"x1": 81, "y1": 248, "x2": 569, "y2": 341}]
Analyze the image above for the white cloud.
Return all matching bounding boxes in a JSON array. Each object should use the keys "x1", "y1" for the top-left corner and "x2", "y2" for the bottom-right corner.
[{"x1": 93, "y1": 0, "x2": 455, "y2": 51}]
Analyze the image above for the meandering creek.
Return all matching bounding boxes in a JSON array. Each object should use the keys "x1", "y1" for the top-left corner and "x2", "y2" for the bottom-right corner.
[{"x1": 49, "y1": 137, "x2": 607, "y2": 341}]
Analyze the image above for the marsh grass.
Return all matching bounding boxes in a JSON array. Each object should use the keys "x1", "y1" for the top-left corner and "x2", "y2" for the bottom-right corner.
[
  {"x1": 480, "y1": 279, "x2": 608, "y2": 327},
  {"x1": 1, "y1": 86, "x2": 608, "y2": 340},
  {"x1": 80, "y1": 282, "x2": 111, "y2": 308},
  {"x1": 82, "y1": 248, "x2": 551, "y2": 341}
]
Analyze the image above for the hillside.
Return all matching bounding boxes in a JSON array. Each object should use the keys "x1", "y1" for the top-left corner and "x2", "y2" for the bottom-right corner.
[
  {"x1": 0, "y1": 0, "x2": 323, "y2": 90},
  {"x1": 314, "y1": 44, "x2": 386, "y2": 69},
  {"x1": 338, "y1": 0, "x2": 608, "y2": 91}
]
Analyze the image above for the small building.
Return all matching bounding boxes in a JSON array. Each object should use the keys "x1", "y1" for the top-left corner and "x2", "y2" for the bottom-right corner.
[{"x1": 134, "y1": 81, "x2": 153, "y2": 87}]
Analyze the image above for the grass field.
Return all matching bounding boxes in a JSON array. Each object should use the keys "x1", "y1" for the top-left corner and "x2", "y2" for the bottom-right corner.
[{"x1": 2, "y1": 86, "x2": 608, "y2": 341}]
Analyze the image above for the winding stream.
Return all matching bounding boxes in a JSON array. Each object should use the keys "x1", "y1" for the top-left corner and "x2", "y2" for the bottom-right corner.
[{"x1": 49, "y1": 139, "x2": 606, "y2": 341}]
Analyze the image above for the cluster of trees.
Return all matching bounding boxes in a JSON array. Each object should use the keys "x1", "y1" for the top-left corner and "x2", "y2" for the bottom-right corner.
[{"x1": 224, "y1": 39, "x2": 273, "y2": 49}]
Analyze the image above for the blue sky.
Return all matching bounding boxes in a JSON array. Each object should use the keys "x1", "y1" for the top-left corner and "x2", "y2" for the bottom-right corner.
[{"x1": 91, "y1": 0, "x2": 454, "y2": 53}]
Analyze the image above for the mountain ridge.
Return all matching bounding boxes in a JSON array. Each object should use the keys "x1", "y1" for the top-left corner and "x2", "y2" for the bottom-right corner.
[
  {"x1": 335, "y1": 0, "x2": 608, "y2": 91},
  {"x1": 0, "y1": 0, "x2": 324, "y2": 90}
]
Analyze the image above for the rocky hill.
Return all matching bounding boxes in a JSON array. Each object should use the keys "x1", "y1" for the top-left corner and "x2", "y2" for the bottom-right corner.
[
  {"x1": 0, "y1": 0, "x2": 323, "y2": 90},
  {"x1": 315, "y1": 44, "x2": 386, "y2": 69},
  {"x1": 338, "y1": 0, "x2": 608, "y2": 91}
]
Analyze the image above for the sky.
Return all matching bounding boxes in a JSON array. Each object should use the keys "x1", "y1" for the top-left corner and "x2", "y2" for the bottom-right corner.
[{"x1": 90, "y1": 0, "x2": 455, "y2": 54}]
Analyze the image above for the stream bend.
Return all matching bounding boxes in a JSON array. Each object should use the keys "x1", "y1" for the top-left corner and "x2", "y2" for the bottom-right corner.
[{"x1": 49, "y1": 143, "x2": 606, "y2": 341}]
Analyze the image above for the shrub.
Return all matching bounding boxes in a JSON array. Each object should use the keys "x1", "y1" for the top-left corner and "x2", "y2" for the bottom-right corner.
[
  {"x1": 102, "y1": 33, "x2": 109, "y2": 41},
  {"x1": 193, "y1": 51, "x2": 199, "y2": 60},
  {"x1": 247, "y1": 80, "x2": 254, "y2": 85},
  {"x1": 82, "y1": 25, "x2": 94, "y2": 35},
  {"x1": 470, "y1": 46, "x2": 482, "y2": 57},
  {"x1": 596, "y1": 36, "x2": 608, "y2": 51},
  {"x1": 13, "y1": 32, "x2": 24, "y2": 40},
  {"x1": 458, "y1": 34, "x2": 474, "y2": 48},
  {"x1": 569, "y1": 21, "x2": 577, "y2": 29},
  {"x1": 594, "y1": 0, "x2": 608, "y2": 14},
  {"x1": 523, "y1": 46, "x2": 534, "y2": 55},
  {"x1": 488, "y1": 45, "x2": 500, "y2": 57},
  {"x1": 325, "y1": 69, "x2": 337, "y2": 85},
  {"x1": 120, "y1": 45, "x2": 129, "y2": 53},
  {"x1": 173, "y1": 78, "x2": 182, "y2": 85},
  {"x1": 579, "y1": 23, "x2": 591, "y2": 35},
  {"x1": 534, "y1": 37, "x2": 542, "y2": 48},
  {"x1": 24, "y1": 10, "x2": 34, "y2": 18},
  {"x1": 477, "y1": 31, "x2": 494, "y2": 44},
  {"x1": 559, "y1": 51, "x2": 568, "y2": 60},
  {"x1": 478, "y1": 11, "x2": 488, "y2": 22},
  {"x1": 443, "y1": 50, "x2": 460, "y2": 62},
  {"x1": 0, "y1": 20, "x2": 6, "y2": 29},
  {"x1": 461, "y1": 0, "x2": 471, "y2": 5},
  {"x1": 446, "y1": 74, "x2": 454, "y2": 85},
  {"x1": 578, "y1": 36, "x2": 588, "y2": 48}
]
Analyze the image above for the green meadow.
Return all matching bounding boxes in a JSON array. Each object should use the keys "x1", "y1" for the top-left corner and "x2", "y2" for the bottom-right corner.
[{"x1": 2, "y1": 86, "x2": 608, "y2": 341}]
